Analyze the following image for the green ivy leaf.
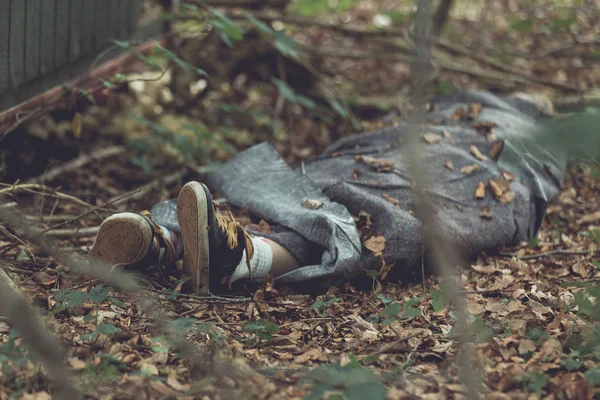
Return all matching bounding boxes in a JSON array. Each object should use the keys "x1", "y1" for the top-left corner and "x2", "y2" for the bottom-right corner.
[
  {"x1": 96, "y1": 323, "x2": 122, "y2": 336},
  {"x1": 376, "y1": 294, "x2": 394, "y2": 304},
  {"x1": 242, "y1": 319, "x2": 279, "y2": 335},
  {"x1": 380, "y1": 303, "x2": 401, "y2": 318},
  {"x1": 432, "y1": 299, "x2": 444, "y2": 312},
  {"x1": 400, "y1": 307, "x2": 421, "y2": 320},
  {"x1": 109, "y1": 297, "x2": 126, "y2": 308},
  {"x1": 169, "y1": 318, "x2": 197, "y2": 333},
  {"x1": 88, "y1": 285, "x2": 110, "y2": 305},
  {"x1": 574, "y1": 291, "x2": 594, "y2": 316},
  {"x1": 560, "y1": 353, "x2": 582, "y2": 372},
  {"x1": 585, "y1": 368, "x2": 600, "y2": 386},
  {"x1": 55, "y1": 290, "x2": 88, "y2": 309}
]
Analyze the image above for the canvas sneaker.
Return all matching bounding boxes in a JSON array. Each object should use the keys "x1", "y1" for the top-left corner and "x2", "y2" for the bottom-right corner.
[
  {"x1": 88, "y1": 211, "x2": 177, "y2": 276},
  {"x1": 176, "y1": 181, "x2": 254, "y2": 295}
]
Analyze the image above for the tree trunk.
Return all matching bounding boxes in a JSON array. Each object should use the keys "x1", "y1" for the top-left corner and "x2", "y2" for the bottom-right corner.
[{"x1": 432, "y1": 0, "x2": 454, "y2": 37}]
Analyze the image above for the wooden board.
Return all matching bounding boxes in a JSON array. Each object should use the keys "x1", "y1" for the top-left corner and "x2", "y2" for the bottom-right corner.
[
  {"x1": 39, "y1": 0, "x2": 57, "y2": 75},
  {"x1": 9, "y1": 0, "x2": 26, "y2": 88},
  {"x1": 0, "y1": 0, "x2": 9, "y2": 93},
  {"x1": 0, "y1": 0, "x2": 149, "y2": 112},
  {"x1": 25, "y1": 0, "x2": 42, "y2": 81}
]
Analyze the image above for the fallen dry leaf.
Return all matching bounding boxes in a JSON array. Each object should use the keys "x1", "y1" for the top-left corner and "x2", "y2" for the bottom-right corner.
[
  {"x1": 471, "y1": 264, "x2": 497, "y2": 274},
  {"x1": 489, "y1": 140, "x2": 505, "y2": 160},
  {"x1": 480, "y1": 205, "x2": 492, "y2": 219},
  {"x1": 471, "y1": 121, "x2": 498, "y2": 133},
  {"x1": 423, "y1": 132, "x2": 442, "y2": 144},
  {"x1": 443, "y1": 130, "x2": 453, "y2": 139},
  {"x1": 444, "y1": 159, "x2": 454, "y2": 170},
  {"x1": 489, "y1": 179, "x2": 504, "y2": 199},
  {"x1": 451, "y1": 106, "x2": 468, "y2": 120},
  {"x1": 518, "y1": 338, "x2": 537, "y2": 355},
  {"x1": 500, "y1": 191, "x2": 515, "y2": 204},
  {"x1": 382, "y1": 193, "x2": 400, "y2": 206},
  {"x1": 461, "y1": 164, "x2": 480, "y2": 174},
  {"x1": 470, "y1": 145, "x2": 488, "y2": 161},
  {"x1": 364, "y1": 235, "x2": 386, "y2": 255},
  {"x1": 475, "y1": 180, "x2": 486, "y2": 199},
  {"x1": 502, "y1": 170, "x2": 515, "y2": 181},
  {"x1": 301, "y1": 198, "x2": 323, "y2": 210},
  {"x1": 468, "y1": 102, "x2": 482, "y2": 118},
  {"x1": 577, "y1": 211, "x2": 600, "y2": 224},
  {"x1": 355, "y1": 155, "x2": 395, "y2": 172}
]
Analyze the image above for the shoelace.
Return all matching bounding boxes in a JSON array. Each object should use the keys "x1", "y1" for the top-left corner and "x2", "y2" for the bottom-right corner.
[
  {"x1": 214, "y1": 205, "x2": 255, "y2": 279},
  {"x1": 140, "y1": 210, "x2": 177, "y2": 269}
]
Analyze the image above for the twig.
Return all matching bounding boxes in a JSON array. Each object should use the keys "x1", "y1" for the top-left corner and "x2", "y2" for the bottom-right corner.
[
  {"x1": 0, "y1": 225, "x2": 36, "y2": 261},
  {"x1": 300, "y1": 45, "x2": 580, "y2": 92},
  {"x1": 0, "y1": 183, "x2": 112, "y2": 211},
  {"x1": 497, "y1": 249, "x2": 588, "y2": 260},
  {"x1": 193, "y1": 9, "x2": 581, "y2": 93},
  {"x1": 504, "y1": 38, "x2": 600, "y2": 59},
  {"x1": 42, "y1": 226, "x2": 100, "y2": 239},
  {"x1": 44, "y1": 181, "x2": 159, "y2": 232},
  {"x1": 367, "y1": 332, "x2": 423, "y2": 356},
  {"x1": 27, "y1": 146, "x2": 126, "y2": 184},
  {"x1": 107, "y1": 167, "x2": 188, "y2": 205}
]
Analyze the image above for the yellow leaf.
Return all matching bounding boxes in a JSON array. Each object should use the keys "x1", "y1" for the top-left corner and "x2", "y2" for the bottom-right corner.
[
  {"x1": 71, "y1": 112, "x2": 82, "y2": 139},
  {"x1": 364, "y1": 235, "x2": 386, "y2": 255}
]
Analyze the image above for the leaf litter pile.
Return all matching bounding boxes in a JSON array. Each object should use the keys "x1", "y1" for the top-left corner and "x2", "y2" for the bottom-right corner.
[{"x1": 2, "y1": 0, "x2": 600, "y2": 399}]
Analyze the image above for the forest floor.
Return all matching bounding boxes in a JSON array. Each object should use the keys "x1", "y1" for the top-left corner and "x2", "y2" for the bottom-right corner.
[{"x1": 1, "y1": 0, "x2": 600, "y2": 399}]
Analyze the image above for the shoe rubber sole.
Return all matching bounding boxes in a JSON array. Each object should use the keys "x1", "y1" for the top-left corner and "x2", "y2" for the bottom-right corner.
[
  {"x1": 177, "y1": 182, "x2": 210, "y2": 295},
  {"x1": 88, "y1": 213, "x2": 153, "y2": 270}
]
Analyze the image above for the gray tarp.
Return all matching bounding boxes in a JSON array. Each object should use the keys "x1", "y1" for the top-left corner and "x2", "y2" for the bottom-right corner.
[{"x1": 152, "y1": 91, "x2": 566, "y2": 285}]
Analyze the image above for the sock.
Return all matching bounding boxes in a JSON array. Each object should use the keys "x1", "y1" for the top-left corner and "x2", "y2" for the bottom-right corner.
[
  {"x1": 157, "y1": 226, "x2": 183, "y2": 264},
  {"x1": 231, "y1": 237, "x2": 273, "y2": 282}
]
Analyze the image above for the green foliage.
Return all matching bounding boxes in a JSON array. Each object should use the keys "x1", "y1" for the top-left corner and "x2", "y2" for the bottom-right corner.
[
  {"x1": 584, "y1": 368, "x2": 600, "y2": 386},
  {"x1": 526, "y1": 328, "x2": 549, "y2": 347},
  {"x1": 242, "y1": 319, "x2": 279, "y2": 341},
  {"x1": 80, "y1": 323, "x2": 122, "y2": 343},
  {"x1": 520, "y1": 371, "x2": 548, "y2": 397},
  {"x1": 127, "y1": 115, "x2": 235, "y2": 173},
  {"x1": 245, "y1": 14, "x2": 299, "y2": 59},
  {"x1": 294, "y1": 0, "x2": 356, "y2": 17},
  {"x1": 302, "y1": 356, "x2": 386, "y2": 400},
  {"x1": 0, "y1": 329, "x2": 31, "y2": 396},
  {"x1": 560, "y1": 351, "x2": 582, "y2": 372},
  {"x1": 53, "y1": 285, "x2": 111, "y2": 313},
  {"x1": 82, "y1": 353, "x2": 129, "y2": 382},
  {"x1": 311, "y1": 297, "x2": 340, "y2": 317},
  {"x1": 206, "y1": 7, "x2": 244, "y2": 47},
  {"x1": 271, "y1": 78, "x2": 316, "y2": 109},
  {"x1": 470, "y1": 316, "x2": 493, "y2": 343},
  {"x1": 380, "y1": 297, "x2": 421, "y2": 325},
  {"x1": 430, "y1": 289, "x2": 444, "y2": 312}
]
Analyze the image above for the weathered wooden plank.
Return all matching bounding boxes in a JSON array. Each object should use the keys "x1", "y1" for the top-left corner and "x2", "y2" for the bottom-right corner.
[
  {"x1": 108, "y1": 0, "x2": 121, "y2": 42},
  {"x1": 119, "y1": 0, "x2": 130, "y2": 40},
  {"x1": 81, "y1": 0, "x2": 96, "y2": 58},
  {"x1": 68, "y1": 0, "x2": 83, "y2": 62},
  {"x1": 55, "y1": 0, "x2": 70, "y2": 69},
  {"x1": 129, "y1": 0, "x2": 142, "y2": 37},
  {"x1": 25, "y1": 0, "x2": 42, "y2": 81},
  {"x1": 94, "y1": 0, "x2": 110, "y2": 51},
  {"x1": 9, "y1": 0, "x2": 26, "y2": 88},
  {"x1": 0, "y1": 0, "x2": 10, "y2": 93},
  {"x1": 40, "y1": 0, "x2": 56, "y2": 75}
]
